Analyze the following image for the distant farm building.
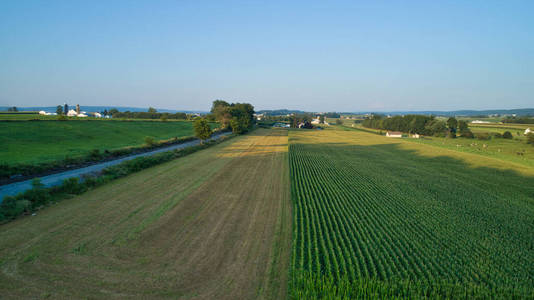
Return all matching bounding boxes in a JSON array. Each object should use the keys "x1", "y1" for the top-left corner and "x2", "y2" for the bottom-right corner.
[
  {"x1": 386, "y1": 131, "x2": 403, "y2": 138},
  {"x1": 273, "y1": 122, "x2": 290, "y2": 128},
  {"x1": 411, "y1": 133, "x2": 421, "y2": 138},
  {"x1": 525, "y1": 128, "x2": 532, "y2": 135},
  {"x1": 471, "y1": 120, "x2": 490, "y2": 124},
  {"x1": 39, "y1": 111, "x2": 57, "y2": 116}
]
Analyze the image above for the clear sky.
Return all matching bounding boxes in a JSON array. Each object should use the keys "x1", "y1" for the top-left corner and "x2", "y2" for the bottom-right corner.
[{"x1": 1, "y1": 0, "x2": 533, "y2": 112}]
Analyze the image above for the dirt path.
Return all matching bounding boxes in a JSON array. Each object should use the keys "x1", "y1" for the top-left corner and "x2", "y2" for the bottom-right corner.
[{"x1": 0, "y1": 129, "x2": 291, "y2": 299}]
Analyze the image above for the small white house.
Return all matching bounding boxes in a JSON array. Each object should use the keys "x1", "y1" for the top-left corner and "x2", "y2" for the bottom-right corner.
[
  {"x1": 411, "y1": 133, "x2": 421, "y2": 138},
  {"x1": 525, "y1": 128, "x2": 532, "y2": 135},
  {"x1": 386, "y1": 131, "x2": 403, "y2": 138},
  {"x1": 311, "y1": 118, "x2": 321, "y2": 125}
]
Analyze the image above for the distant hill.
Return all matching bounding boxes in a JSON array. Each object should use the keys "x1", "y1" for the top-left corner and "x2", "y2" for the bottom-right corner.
[
  {"x1": 0, "y1": 106, "x2": 207, "y2": 114},
  {"x1": 256, "y1": 109, "x2": 307, "y2": 116},
  {"x1": 258, "y1": 108, "x2": 534, "y2": 117},
  {"x1": 348, "y1": 108, "x2": 534, "y2": 117}
]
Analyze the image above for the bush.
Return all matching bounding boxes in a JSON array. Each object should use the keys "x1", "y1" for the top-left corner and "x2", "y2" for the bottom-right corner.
[
  {"x1": 502, "y1": 131, "x2": 513, "y2": 139},
  {"x1": 144, "y1": 136, "x2": 156, "y2": 147},
  {"x1": 460, "y1": 130, "x2": 474, "y2": 138},
  {"x1": 447, "y1": 131, "x2": 456, "y2": 138},
  {"x1": 60, "y1": 177, "x2": 86, "y2": 195},
  {"x1": 335, "y1": 119, "x2": 343, "y2": 125},
  {"x1": 476, "y1": 133, "x2": 491, "y2": 140},
  {"x1": 0, "y1": 196, "x2": 31, "y2": 220},
  {"x1": 89, "y1": 149, "x2": 102, "y2": 160},
  {"x1": 493, "y1": 132, "x2": 503, "y2": 138}
]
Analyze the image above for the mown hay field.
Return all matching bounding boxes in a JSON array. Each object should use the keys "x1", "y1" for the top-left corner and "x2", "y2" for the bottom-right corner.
[
  {"x1": 289, "y1": 128, "x2": 534, "y2": 299},
  {"x1": 0, "y1": 128, "x2": 291, "y2": 299},
  {"x1": 0, "y1": 120, "x2": 201, "y2": 165}
]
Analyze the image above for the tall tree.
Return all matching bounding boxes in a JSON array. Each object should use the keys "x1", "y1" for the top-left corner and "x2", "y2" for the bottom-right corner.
[
  {"x1": 193, "y1": 118, "x2": 212, "y2": 143},
  {"x1": 148, "y1": 107, "x2": 157, "y2": 113},
  {"x1": 56, "y1": 105, "x2": 63, "y2": 115},
  {"x1": 447, "y1": 117, "x2": 458, "y2": 132},
  {"x1": 211, "y1": 100, "x2": 231, "y2": 128}
]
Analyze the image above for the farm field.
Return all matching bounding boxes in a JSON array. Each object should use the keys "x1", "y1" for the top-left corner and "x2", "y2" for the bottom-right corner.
[
  {"x1": 346, "y1": 124, "x2": 534, "y2": 168},
  {"x1": 0, "y1": 120, "x2": 204, "y2": 165},
  {"x1": 0, "y1": 128, "x2": 291, "y2": 299},
  {"x1": 289, "y1": 128, "x2": 534, "y2": 298},
  {"x1": 0, "y1": 112, "x2": 56, "y2": 121}
]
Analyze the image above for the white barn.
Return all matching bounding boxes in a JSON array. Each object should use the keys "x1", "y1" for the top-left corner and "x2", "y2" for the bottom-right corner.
[{"x1": 386, "y1": 131, "x2": 403, "y2": 138}]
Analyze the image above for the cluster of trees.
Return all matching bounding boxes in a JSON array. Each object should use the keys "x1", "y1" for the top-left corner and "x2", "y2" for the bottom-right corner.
[
  {"x1": 192, "y1": 100, "x2": 255, "y2": 141},
  {"x1": 288, "y1": 114, "x2": 314, "y2": 128},
  {"x1": 209, "y1": 100, "x2": 255, "y2": 134},
  {"x1": 7, "y1": 106, "x2": 18, "y2": 112},
  {"x1": 502, "y1": 116, "x2": 534, "y2": 124},
  {"x1": 362, "y1": 115, "x2": 473, "y2": 138}
]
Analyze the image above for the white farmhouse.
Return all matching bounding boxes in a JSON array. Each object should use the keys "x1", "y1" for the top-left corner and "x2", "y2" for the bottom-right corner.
[{"x1": 386, "y1": 131, "x2": 403, "y2": 138}]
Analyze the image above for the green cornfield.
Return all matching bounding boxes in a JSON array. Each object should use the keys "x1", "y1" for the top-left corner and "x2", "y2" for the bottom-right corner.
[{"x1": 289, "y1": 129, "x2": 534, "y2": 299}]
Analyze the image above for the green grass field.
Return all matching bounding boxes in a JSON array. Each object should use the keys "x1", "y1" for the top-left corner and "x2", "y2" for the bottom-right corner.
[
  {"x1": 0, "y1": 120, "x2": 200, "y2": 165},
  {"x1": 344, "y1": 124, "x2": 534, "y2": 169},
  {"x1": 289, "y1": 128, "x2": 534, "y2": 298}
]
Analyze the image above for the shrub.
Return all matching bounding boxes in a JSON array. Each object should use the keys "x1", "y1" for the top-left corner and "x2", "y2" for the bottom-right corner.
[
  {"x1": 476, "y1": 133, "x2": 491, "y2": 140},
  {"x1": 60, "y1": 177, "x2": 86, "y2": 195},
  {"x1": 144, "y1": 136, "x2": 156, "y2": 147},
  {"x1": 493, "y1": 132, "x2": 503, "y2": 138},
  {"x1": 447, "y1": 131, "x2": 456, "y2": 138},
  {"x1": 335, "y1": 119, "x2": 343, "y2": 125},
  {"x1": 89, "y1": 149, "x2": 102, "y2": 160},
  {"x1": 460, "y1": 130, "x2": 474, "y2": 138},
  {"x1": 502, "y1": 131, "x2": 513, "y2": 139},
  {"x1": 0, "y1": 196, "x2": 31, "y2": 220}
]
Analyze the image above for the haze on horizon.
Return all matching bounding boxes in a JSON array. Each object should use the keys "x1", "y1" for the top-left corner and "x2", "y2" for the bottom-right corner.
[{"x1": 1, "y1": 1, "x2": 533, "y2": 112}]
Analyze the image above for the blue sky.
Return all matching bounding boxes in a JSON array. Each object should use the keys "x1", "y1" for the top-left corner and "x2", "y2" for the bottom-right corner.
[{"x1": 1, "y1": 0, "x2": 533, "y2": 112}]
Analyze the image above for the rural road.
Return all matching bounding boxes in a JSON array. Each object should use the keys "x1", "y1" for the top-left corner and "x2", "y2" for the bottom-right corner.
[{"x1": 0, "y1": 132, "x2": 231, "y2": 202}]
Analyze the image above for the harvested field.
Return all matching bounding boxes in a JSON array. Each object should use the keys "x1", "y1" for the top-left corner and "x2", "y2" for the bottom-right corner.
[{"x1": 0, "y1": 128, "x2": 291, "y2": 299}]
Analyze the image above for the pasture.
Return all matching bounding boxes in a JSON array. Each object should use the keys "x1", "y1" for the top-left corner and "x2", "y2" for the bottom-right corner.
[
  {"x1": 0, "y1": 128, "x2": 291, "y2": 299},
  {"x1": 346, "y1": 124, "x2": 534, "y2": 168},
  {"x1": 0, "y1": 120, "x2": 199, "y2": 165},
  {"x1": 289, "y1": 128, "x2": 534, "y2": 298}
]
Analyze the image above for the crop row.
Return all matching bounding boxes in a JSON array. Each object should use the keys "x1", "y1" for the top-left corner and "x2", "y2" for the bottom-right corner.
[{"x1": 288, "y1": 132, "x2": 534, "y2": 299}]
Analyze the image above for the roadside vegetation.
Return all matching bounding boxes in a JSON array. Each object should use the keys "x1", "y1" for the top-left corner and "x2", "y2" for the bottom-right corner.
[{"x1": 0, "y1": 134, "x2": 234, "y2": 223}]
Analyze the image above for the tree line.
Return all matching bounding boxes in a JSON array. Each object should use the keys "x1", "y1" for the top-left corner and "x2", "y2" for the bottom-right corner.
[
  {"x1": 502, "y1": 116, "x2": 534, "y2": 124},
  {"x1": 362, "y1": 115, "x2": 473, "y2": 138},
  {"x1": 193, "y1": 100, "x2": 255, "y2": 142}
]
